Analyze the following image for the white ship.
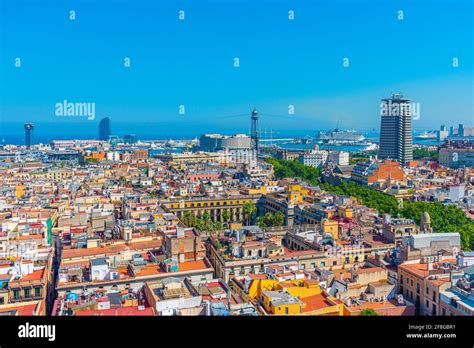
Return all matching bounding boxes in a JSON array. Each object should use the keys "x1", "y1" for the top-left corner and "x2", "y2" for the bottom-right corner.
[
  {"x1": 415, "y1": 131, "x2": 437, "y2": 140},
  {"x1": 318, "y1": 129, "x2": 365, "y2": 144}
]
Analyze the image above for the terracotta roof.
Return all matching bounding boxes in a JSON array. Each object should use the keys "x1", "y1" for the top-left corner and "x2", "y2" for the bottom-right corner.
[
  {"x1": 11, "y1": 268, "x2": 45, "y2": 283},
  {"x1": 61, "y1": 239, "x2": 161, "y2": 259},
  {"x1": 133, "y1": 259, "x2": 210, "y2": 277},
  {"x1": 356, "y1": 267, "x2": 384, "y2": 274},
  {"x1": 302, "y1": 294, "x2": 336, "y2": 313},
  {"x1": 0, "y1": 303, "x2": 39, "y2": 316},
  {"x1": 75, "y1": 307, "x2": 155, "y2": 316},
  {"x1": 398, "y1": 260, "x2": 455, "y2": 279}
]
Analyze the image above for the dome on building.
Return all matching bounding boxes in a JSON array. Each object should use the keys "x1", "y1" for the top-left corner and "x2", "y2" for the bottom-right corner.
[{"x1": 421, "y1": 211, "x2": 431, "y2": 225}]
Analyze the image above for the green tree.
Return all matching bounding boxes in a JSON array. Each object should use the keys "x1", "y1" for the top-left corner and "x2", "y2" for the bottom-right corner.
[
  {"x1": 213, "y1": 239, "x2": 222, "y2": 249},
  {"x1": 263, "y1": 212, "x2": 275, "y2": 226},
  {"x1": 256, "y1": 216, "x2": 267, "y2": 228},
  {"x1": 222, "y1": 210, "x2": 231, "y2": 228},
  {"x1": 182, "y1": 211, "x2": 195, "y2": 227},
  {"x1": 413, "y1": 148, "x2": 439, "y2": 160},
  {"x1": 273, "y1": 211, "x2": 285, "y2": 226},
  {"x1": 243, "y1": 202, "x2": 257, "y2": 226},
  {"x1": 360, "y1": 308, "x2": 379, "y2": 316},
  {"x1": 202, "y1": 211, "x2": 211, "y2": 223}
]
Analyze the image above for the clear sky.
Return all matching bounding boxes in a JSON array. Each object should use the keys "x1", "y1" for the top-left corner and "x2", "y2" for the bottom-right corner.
[{"x1": 0, "y1": 0, "x2": 473, "y2": 139}]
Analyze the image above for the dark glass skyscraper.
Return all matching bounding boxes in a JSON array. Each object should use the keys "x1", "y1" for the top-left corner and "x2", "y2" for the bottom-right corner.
[
  {"x1": 379, "y1": 94, "x2": 413, "y2": 164},
  {"x1": 24, "y1": 123, "x2": 34, "y2": 148},
  {"x1": 98, "y1": 117, "x2": 111, "y2": 141}
]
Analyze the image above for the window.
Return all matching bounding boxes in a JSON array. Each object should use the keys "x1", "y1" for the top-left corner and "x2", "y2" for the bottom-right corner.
[
  {"x1": 24, "y1": 288, "x2": 30, "y2": 298},
  {"x1": 426, "y1": 300, "x2": 429, "y2": 308},
  {"x1": 311, "y1": 263, "x2": 316, "y2": 269},
  {"x1": 416, "y1": 283, "x2": 420, "y2": 294},
  {"x1": 285, "y1": 307, "x2": 289, "y2": 314},
  {"x1": 13, "y1": 289, "x2": 20, "y2": 300},
  {"x1": 426, "y1": 287, "x2": 429, "y2": 295},
  {"x1": 301, "y1": 264, "x2": 306, "y2": 270},
  {"x1": 321, "y1": 262, "x2": 326, "y2": 267},
  {"x1": 400, "y1": 275, "x2": 403, "y2": 284}
]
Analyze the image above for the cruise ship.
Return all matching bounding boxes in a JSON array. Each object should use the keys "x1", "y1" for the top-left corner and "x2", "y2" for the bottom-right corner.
[
  {"x1": 414, "y1": 131, "x2": 437, "y2": 140},
  {"x1": 317, "y1": 129, "x2": 365, "y2": 144}
]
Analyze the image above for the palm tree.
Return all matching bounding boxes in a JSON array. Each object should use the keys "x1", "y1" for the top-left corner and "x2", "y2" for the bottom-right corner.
[
  {"x1": 256, "y1": 216, "x2": 267, "y2": 228},
  {"x1": 243, "y1": 202, "x2": 257, "y2": 226},
  {"x1": 273, "y1": 211, "x2": 285, "y2": 226},
  {"x1": 202, "y1": 211, "x2": 211, "y2": 224},
  {"x1": 222, "y1": 210, "x2": 231, "y2": 228},
  {"x1": 182, "y1": 211, "x2": 194, "y2": 227}
]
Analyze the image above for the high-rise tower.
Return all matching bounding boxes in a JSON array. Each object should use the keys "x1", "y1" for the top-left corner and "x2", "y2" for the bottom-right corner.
[
  {"x1": 250, "y1": 108, "x2": 259, "y2": 152},
  {"x1": 24, "y1": 123, "x2": 34, "y2": 149},
  {"x1": 99, "y1": 117, "x2": 111, "y2": 141},
  {"x1": 379, "y1": 94, "x2": 413, "y2": 164}
]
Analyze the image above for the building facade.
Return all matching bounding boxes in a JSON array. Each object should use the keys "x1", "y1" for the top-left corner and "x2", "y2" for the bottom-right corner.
[{"x1": 379, "y1": 94, "x2": 413, "y2": 164}]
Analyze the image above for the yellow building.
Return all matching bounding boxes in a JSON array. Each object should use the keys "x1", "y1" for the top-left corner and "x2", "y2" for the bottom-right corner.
[
  {"x1": 338, "y1": 205, "x2": 353, "y2": 219},
  {"x1": 163, "y1": 196, "x2": 258, "y2": 223},
  {"x1": 322, "y1": 218, "x2": 339, "y2": 239},
  {"x1": 15, "y1": 185, "x2": 25, "y2": 198},
  {"x1": 255, "y1": 278, "x2": 344, "y2": 316},
  {"x1": 288, "y1": 184, "x2": 310, "y2": 196},
  {"x1": 288, "y1": 191, "x2": 303, "y2": 203},
  {"x1": 248, "y1": 278, "x2": 280, "y2": 300}
]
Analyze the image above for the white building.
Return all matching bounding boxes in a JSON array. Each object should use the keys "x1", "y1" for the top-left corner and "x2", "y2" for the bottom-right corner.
[
  {"x1": 457, "y1": 251, "x2": 474, "y2": 267},
  {"x1": 328, "y1": 151, "x2": 349, "y2": 166},
  {"x1": 449, "y1": 184, "x2": 465, "y2": 202},
  {"x1": 90, "y1": 258, "x2": 110, "y2": 281},
  {"x1": 299, "y1": 150, "x2": 329, "y2": 168},
  {"x1": 229, "y1": 149, "x2": 257, "y2": 165}
]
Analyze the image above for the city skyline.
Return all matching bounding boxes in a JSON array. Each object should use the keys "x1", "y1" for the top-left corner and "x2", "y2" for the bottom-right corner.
[{"x1": 1, "y1": 0, "x2": 473, "y2": 139}]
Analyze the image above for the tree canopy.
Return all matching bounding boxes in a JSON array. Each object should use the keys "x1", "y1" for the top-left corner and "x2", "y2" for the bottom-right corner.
[{"x1": 267, "y1": 156, "x2": 474, "y2": 250}]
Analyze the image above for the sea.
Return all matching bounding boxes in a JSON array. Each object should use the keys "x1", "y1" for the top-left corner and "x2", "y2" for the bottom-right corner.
[{"x1": 0, "y1": 122, "x2": 441, "y2": 154}]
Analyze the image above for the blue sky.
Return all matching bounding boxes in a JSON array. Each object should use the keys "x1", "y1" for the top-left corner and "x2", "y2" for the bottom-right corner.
[{"x1": 0, "y1": 0, "x2": 473, "y2": 139}]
